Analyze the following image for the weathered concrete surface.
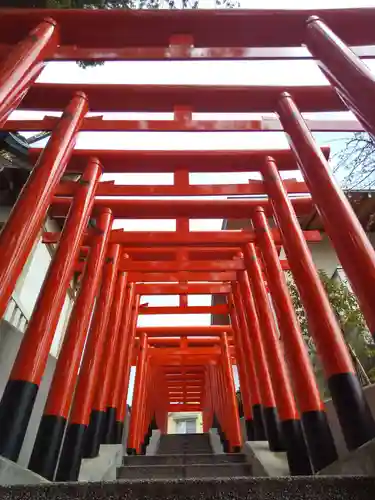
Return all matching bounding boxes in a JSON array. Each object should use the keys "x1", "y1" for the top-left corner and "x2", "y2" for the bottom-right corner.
[
  {"x1": 156, "y1": 434, "x2": 212, "y2": 455},
  {"x1": 324, "y1": 383, "x2": 375, "y2": 458},
  {"x1": 318, "y1": 437, "x2": 375, "y2": 476},
  {"x1": 0, "y1": 320, "x2": 57, "y2": 468},
  {"x1": 0, "y1": 456, "x2": 49, "y2": 485},
  {"x1": 122, "y1": 406, "x2": 131, "y2": 455},
  {"x1": 240, "y1": 417, "x2": 247, "y2": 442},
  {"x1": 208, "y1": 428, "x2": 223, "y2": 454},
  {"x1": 118, "y1": 463, "x2": 251, "y2": 480},
  {"x1": 242, "y1": 441, "x2": 289, "y2": 477},
  {"x1": 0, "y1": 476, "x2": 374, "y2": 500},
  {"x1": 146, "y1": 430, "x2": 161, "y2": 456},
  {"x1": 79, "y1": 445, "x2": 123, "y2": 482},
  {"x1": 123, "y1": 454, "x2": 246, "y2": 466}
]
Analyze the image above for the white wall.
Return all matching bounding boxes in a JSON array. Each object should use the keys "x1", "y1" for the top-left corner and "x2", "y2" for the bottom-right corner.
[
  {"x1": 0, "y1": 320, "x2": 56, "y2": 468},
  {"x1": 307, "y1": 232, "x2": 375, "y2": 279},
  {"x1": 307, "y1": 234, "x2": 341, "y2": 277},
  {"x1": 1, "y1": 214, "x2": 75, "y2": 357}
]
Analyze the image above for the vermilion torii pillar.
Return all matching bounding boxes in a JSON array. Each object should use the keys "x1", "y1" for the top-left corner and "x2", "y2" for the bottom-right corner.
[
  {"x1": 278, "y1": 92, "x2": 375, "y2": 339},
  {"x1": 127, "y1": 333, "x2": 149, "y2": 455},
  {"x1": 230, "y1": 289, "x2": 266, "y2": 441},
  {"x1": 305, "y1": 16, "x2": 375, "y2": 137},
  {"x1": 56, "y1": 243, "x2": 121, "y2": 481},
  {"x1": 0, "y1": 159, "x2": 101, "y2": 462},
  {"x1": 104, "y1": 284, "x2": 137, "y2": 445},
  {"x1": 237, "y1": 272, "x2": 284, "y2": 452},
  {"x1": 0, "y1": 18, "x2": 59, "y2": 126},
  {"x1": 252, "y1": 207, "x2": 337, "y2": 471},
  {"x1": 140, "y1": 369, "x2": 156, "y2": 454},
  {"x1": 221, "y1": 332, "x2": 242, "y2": 452},
  {"x1": 100, "y1": 275, "x2": 129, "y2": 444},
  {"x1": 244, "y1": 243, "x2": 312, "y2": 475},
  {"x1": 29, "y1": 207, "x2": 113, "y2": 480},
  {"x1": 116, "y1": 294, "x2": 140, "y2": 444},
  {"x1": 228, "y1": 295, "x2": 256, "y2": 441},
  {"x1": 0, "y1": 92, "x2": 88, "y2": 320},
  {"x1": 213, "y1": 364, "x2": 230, "y2": 452},
  {"x1": 208, "y1": 365, "x2": 225, "y2": 448},
  {"x1": 90, "y1": 268, "x2": 128, "y2": 451},
  {"x1": 141, "y1": 362, "x2": 155, "y2": 454},
  {"x1": 262, "y1": 156, "x2": 375, "y2": 450},
  {"x1": 82, "y1": 244, "x2": 123, "y2": 459}
]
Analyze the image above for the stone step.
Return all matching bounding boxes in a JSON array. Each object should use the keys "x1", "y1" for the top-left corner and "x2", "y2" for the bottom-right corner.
[
  {"x1": 123, "y1": 454, "x2": 246, "y2": 466},
  {"x1": 159, "y1": 433, "x2": 208, "y2": 439},
  {"x1": 157, "y1": 445, "x2": 212, "y2": 450},
  {"x1": 157, "y1": 435, "x2": 211, "y2": 444},
  {"x1": 117, "y1": 463, "x2": 252, "y2": 479},
  {"x1": 156, "y1": 433, "x2": 213, "y2": 457},
  {"x1": 5, "y1": 477, "x2": 374, "y2": 500},
  {"x1": 157, "y1": 448, "x2": 213, "y2": 455}
]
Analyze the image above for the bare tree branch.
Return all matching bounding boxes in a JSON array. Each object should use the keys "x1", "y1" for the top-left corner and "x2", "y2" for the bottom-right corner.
[{"x1": 334, "y1": 132, "x2": 375, "y2": 190}]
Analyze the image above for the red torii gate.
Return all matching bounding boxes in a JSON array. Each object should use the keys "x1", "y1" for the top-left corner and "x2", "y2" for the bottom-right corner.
[{"x1": 0, "y1": 6, "x2": 374, "y2": 483}]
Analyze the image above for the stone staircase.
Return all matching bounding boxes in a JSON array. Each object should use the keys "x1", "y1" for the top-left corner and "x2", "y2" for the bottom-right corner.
[
  {"x1": 118, "y1": 433, "x2": 251, "y2": 479},
  {"x1": 156, "y1": 433, "x2": 213, "y2": 455},
  {"x1": 1, "y1": 432, "x2": 375, "y2": 500},
  {"x1": 1, "y1": 476, "x2": 374, "y2": 500}
]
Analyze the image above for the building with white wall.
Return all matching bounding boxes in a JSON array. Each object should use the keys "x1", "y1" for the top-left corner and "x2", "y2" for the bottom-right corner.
[
  {"x1": 0, "y1": 132, "x2": 75, "y2": 356},
  {"x1": 213, "y1": 190, "x2": 375, "y2": 325},
  {"x1": 168, "y1": 412, "x2": 203, "y2": 434},
  {"x1": 2, "y1": 130, "x2": 375, "y2": 446},
  {"x1": 0, "y1": 132, "x2": 76, "y2": 464}
]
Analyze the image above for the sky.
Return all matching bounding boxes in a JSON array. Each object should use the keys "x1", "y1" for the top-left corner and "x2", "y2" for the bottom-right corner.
[{"x1": 17, "y1": 0, "x2": 375, "y2": 400}]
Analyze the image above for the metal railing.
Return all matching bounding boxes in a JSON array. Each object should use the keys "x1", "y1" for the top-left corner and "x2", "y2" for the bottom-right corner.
[{"x1": 3, "y1": 296, "x2": 29, "y2": 332}]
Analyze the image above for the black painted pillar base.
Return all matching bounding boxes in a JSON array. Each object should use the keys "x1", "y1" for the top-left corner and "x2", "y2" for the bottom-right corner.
[
  {"x1": 140, "y1": 442, "x2": 147, "y2": 455},
  {"x1": 222, "y1": 437, "x2": 230, "y2": 453},
  {"x1": 28, "y1": 414, "x2": 67, "y2": 480},
  {"x1": 114, "y1": 420, "x2": 124, "y2": 444},
  {"x1": 263, "y1": 406, "x2": 285, "y2": 451},
  {"x1": 213, "y1": 414, "x2": 220, "y2": 430},
  {"x1": 301, "y1": 410, "x2": 338, "y2": 472},
  {"x1": 103, "y1": 407, "x2": 117, "y2": 444},
  {"x1": 151, "y1": 416, "x2": 158, "y2": 430},
  {"x1": 245, "y1": 418, "x2": 255, "y2": 441},
  {"x1": 83, "y1": 409, "x2": 106, "y2": 458},
  {"x1": 282, "y1": 419, "x2": 313, "y2": 475},
  {"x1": 127, "y1": 447, "x2": 137, "y2": 455},
  {"x1": 328, "y1": 372, "x2": 375, "y2": 450},
  {"x1": 218, "y1": 427, "x2": 225, "y2": 443},
  {"x1": 232, "y1": 445, "x2": 241, "y2": 453},
  {"x1": 145, "y1": 424, "x2": 152, "y2": 446},
  {"x1": 253, "y1": 404, "x2": 267, "y2": 440},
  {"x1": 0, "y1": 379, "x2": 38, "y2": 461},
  {"x1": 55, "y1": 423, "x2": 87, "y2": 481}
]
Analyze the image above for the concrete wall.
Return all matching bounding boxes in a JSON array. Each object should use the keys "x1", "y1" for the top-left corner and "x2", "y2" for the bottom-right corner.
[
  {"x1": 304, "y1": 234, "x2": 375, "y2": 457},
  {"x1": 307, "y1": 232, "x2": 375, "y2": 278},
  {"x1": 324, "y1": 383, "x2": 375, "y2": 458},
  {"x1": 0, "y1": 210, "x2": 75, "y2": 358},
  {"x1": 307, "y1": 235, "x2": 341, "y2": 277},
  {"x1": 0, "y1": 456, "x2": 48, "y2": 485},
  {"x1": 0, "y1": 320, "x2": 56, "y2": 468}
]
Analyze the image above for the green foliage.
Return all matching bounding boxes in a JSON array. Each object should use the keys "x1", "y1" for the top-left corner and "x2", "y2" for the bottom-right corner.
[{"x1": 287, "y1": 270, "x2": 375, "y2": 397}]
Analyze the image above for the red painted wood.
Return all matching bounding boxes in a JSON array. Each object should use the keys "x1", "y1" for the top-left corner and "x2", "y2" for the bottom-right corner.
[
  {"x1": 1, "y1": 8, "x2": 374, "y2": 50},
  {"x1": 22, "y1": 83, "x2": 343, "y2": 113},
  {"x1": 32, "y1": 147, "x2": 330, "y2": 173}
]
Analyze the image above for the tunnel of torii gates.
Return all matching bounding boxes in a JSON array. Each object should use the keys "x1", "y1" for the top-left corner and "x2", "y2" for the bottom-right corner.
[{"x1": 1, "y1": 6, "x2": 375, "y2": 484}]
